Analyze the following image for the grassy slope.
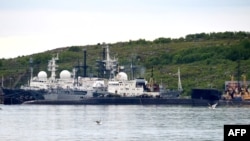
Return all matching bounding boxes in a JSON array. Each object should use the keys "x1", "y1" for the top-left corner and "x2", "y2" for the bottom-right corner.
[{"x1": 1, "y1": 35, "x2": 249, "y2": 96}]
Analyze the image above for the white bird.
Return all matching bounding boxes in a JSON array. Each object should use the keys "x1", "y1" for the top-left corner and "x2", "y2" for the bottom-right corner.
[{"x1": 208, "y1": 103, "x2": 217, "y2": 109}]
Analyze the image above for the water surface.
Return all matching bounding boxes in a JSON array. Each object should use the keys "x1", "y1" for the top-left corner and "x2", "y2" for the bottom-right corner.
[{"x1": 0, "y1": 105, "x2": 249, "y2": 141}]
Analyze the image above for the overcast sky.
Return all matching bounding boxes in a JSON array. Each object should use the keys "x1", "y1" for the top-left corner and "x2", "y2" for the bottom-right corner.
[{"x1": 0, "y1": 0, "x2": 250, "y2": 58}]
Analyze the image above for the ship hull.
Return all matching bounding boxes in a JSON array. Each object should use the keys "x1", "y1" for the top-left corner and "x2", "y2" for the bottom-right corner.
[
  {"x1": 43, "y1": 93, "x2": 92, "y2": 101},
  {"x1": 22, "y1": 97, "x2": 250, "y2": 106},
  {"x1": 1, "y1": 87, "x2": 46, "y2": 104}
]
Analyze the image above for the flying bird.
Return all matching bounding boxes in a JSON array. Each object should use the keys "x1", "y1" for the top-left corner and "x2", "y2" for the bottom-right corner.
[
  {"x1": 208, "y1": 103, "x2": 217, "y2": 109},
  {"x1": 95, "y1": 120, "x2": 102, "y2": 125}
]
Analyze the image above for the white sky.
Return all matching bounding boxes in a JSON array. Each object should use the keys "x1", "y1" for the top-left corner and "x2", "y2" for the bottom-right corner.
[{"x1": 0, "y1": 0, "x2": 250, "y2": 58}]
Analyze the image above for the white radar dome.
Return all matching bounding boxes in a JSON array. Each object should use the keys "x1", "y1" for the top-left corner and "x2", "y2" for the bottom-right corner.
[
  {"x1": 38, "y1": 71, "x2": 47, "y2": 79},
  {"x1": 93, "y1": 81, "x2": 105, "y2": 87},
  {"x1": 60, "y1": 70, "x2": 71, "y2": 79},
  {"x1": 117, "y1": 72, "x2": 128, "y2": 81}
]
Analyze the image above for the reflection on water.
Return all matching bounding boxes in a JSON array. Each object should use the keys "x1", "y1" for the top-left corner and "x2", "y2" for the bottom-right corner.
[{"x1": 0, "y1": 105, "x2": 249, "y2": 141}]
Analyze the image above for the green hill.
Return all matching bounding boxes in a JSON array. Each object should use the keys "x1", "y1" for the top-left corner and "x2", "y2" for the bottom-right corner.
[{"x1": 1, "y1": 31, "x2": 250, "y2": 97}]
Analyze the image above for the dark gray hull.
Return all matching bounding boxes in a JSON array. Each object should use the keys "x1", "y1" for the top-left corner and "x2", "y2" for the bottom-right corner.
[
  {"x1": 22, "y1": 98, "x2": 250, "y2": 106},
  {"x1": 1, "y1": 87, "x2": 46, "y2": 104}
]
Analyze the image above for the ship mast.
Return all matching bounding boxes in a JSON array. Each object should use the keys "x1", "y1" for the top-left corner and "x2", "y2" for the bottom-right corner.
[
  {"x1": 48, "y1": 53, "x2": 59, "y2": 81},
  {"x1": 177, "y1": 67, "x2": 183, "y2": 92},
  {"x1": 103, "y1": 44, "x2": 118, "y2": 79},
  {"x1": 242, "y1": 74, "x2": 247, "y2": 89},
  {"x1": 29, "y1": 57, "x2": 33, "y2": 86},
  {"x1": 130, "y1": 62, "x2": 134, "y2": 80},
  {"x1": 148, "y1": 67, "x2": 154, "y2": 92}
]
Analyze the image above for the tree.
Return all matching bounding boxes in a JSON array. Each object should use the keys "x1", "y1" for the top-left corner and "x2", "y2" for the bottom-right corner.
[
  {"x1": 153, "y1": 37, "x2": 171, "y2": 44},
  {"x1": 68, "y1": 46, "x2": 81, "y2": 52}
]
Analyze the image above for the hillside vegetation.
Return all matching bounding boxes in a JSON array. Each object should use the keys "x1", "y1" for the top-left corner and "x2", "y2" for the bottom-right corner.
[{"x1": 1, "y1": 31, "x2": 250, "y2": 96}]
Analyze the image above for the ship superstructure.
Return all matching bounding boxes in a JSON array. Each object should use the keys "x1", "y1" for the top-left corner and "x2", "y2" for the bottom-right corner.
[
  {"x1": 222, "y1": 74, "x2": 250, "y2": 100},
  {"x1": 2, "y1": 44, "x2": 183, "y2": 104},
  {"x1": 107, "y1": 72, "x2": 160, "y2": 97},
  {"x1": 96, "y1": 44, "x2": 118, "y2": 79}
]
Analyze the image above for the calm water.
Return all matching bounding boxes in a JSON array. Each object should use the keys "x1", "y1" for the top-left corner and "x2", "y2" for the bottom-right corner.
[{"x1": 0, "y1": 104, "x2": 249, "y2": 141}]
